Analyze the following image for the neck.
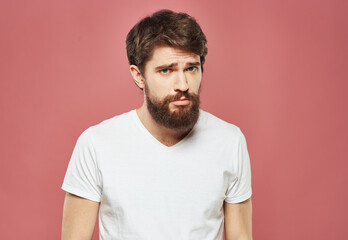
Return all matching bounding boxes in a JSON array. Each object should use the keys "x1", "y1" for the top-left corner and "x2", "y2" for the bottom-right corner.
[{"x1": 136, "y1": 104, "x2": 193, "y2": 147}]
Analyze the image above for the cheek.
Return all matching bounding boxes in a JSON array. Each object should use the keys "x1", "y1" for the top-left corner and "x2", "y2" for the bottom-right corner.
[
  {"x1": 190, "y1": 78, "x2": 202, "y2": 93},
  {"x1": 147, "y1": 81, "x2": 171, "y2": 99},
  {"x1": 155, "y1": 77, "x2": 176, "y2": 93},
  {"x1": 145, "y1": 74, "x2": 165, "y2": 93}
]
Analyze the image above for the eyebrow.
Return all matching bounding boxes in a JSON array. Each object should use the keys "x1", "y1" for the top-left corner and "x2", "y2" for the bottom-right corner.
[
  {"x1": 155, "y1": 62, "x2": 201, "y2": 71},
  {"x1": 188, "y1": 62, "x2": 201, "y2": 67}
]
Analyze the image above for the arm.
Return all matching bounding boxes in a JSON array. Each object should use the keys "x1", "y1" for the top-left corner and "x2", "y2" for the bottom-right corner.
[
  {"x1": 61, "y1": 193, "x2": 100, "y2": 240},
  {"x1": 224, "y1": 198, "x2": 252, "y2": 240}
]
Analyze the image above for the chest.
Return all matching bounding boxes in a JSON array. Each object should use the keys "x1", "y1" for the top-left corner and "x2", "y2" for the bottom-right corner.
[
  {"x1": 99, "y1": 144, "x2": 232, "y2": 213},
  {"x1": 95, "y1": 138, "x2": 235, "y2": 237}
]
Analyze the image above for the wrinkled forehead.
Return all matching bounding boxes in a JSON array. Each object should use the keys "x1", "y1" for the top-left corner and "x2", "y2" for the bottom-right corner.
[{"x1": 148, "y1": 45, "x2": 200, "y2": 66}]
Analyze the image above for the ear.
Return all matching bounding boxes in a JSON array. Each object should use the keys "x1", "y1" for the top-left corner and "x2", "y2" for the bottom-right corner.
[{"x1": 129, "y1": 65, "x2": 145, "y2": 90}]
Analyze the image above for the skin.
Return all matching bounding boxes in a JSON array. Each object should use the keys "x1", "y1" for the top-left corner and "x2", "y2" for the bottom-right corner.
[
  {"x1": 130, "y1": 45, "x2": 202, "y2": 146},
  {"x1": 61, "y1": 193, "x2": 99, "y2": 240},
  {"x1": 224, "y1": 198, "x2": 253, "y2": 240},
  {"x1": 61, "y1": 45, "x2": 252, "y2": 239}
]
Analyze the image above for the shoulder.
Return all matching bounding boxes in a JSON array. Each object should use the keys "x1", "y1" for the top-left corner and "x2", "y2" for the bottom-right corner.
[
  {"x1": 80, "y1": 110, "x2": 135, "y2": 140},
  {"x1": 198, "y1": 109, "x2": 243, "y2": 136},
  {"x1": 195, "y1": 109, "x2": 247, "y2": 147}
]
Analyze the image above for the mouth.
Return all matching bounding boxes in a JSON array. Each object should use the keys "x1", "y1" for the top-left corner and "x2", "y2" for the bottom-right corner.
[{"x1": 171, "y1": 98, "x2": 190, "y2": 106}]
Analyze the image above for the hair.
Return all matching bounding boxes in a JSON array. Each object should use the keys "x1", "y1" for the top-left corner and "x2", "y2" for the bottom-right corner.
[{"x1": 126, "y1": 9, "x2": 208, "y2": 75}]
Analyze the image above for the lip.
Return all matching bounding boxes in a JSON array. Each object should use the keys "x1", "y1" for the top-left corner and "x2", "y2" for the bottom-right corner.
[{"x1": 172, "y1": 98, "x2": 190, "y2": 106}]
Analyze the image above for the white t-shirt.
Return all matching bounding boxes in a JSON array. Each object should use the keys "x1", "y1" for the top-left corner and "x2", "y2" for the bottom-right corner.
[{"x1": 62, "y1": 109, "x2": 252, "y2": 240}]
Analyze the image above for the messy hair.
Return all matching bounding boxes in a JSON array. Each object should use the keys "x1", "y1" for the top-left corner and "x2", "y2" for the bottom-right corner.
[{"x1": 126, "y1": 9, "x2": 208, "y2": 75}]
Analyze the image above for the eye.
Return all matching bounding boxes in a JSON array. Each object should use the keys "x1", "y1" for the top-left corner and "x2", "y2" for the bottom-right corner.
[
  {"x1": 186, "y1": 66, "x2": 198, "y2": 72},
  {"x1": 160, "y1": 68, "x2": 171, "y2": 74}
]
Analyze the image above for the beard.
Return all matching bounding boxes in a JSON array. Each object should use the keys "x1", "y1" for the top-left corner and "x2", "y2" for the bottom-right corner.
[{"x1": 144, "y1": 84, "x2": 200, "y2": 131}]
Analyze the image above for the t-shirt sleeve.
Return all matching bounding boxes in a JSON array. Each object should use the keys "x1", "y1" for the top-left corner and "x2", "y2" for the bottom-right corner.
[
  {"x1": 225, "y1": 128, "x2": 252, "y2": 203},
  {"x1": 61, "y1": 127, "x2": 102, "y2": 202}
]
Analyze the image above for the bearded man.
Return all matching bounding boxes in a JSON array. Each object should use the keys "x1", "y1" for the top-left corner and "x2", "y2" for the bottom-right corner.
[{"x1": 61, "y1": 9, "x2": 252, "y2": 240}]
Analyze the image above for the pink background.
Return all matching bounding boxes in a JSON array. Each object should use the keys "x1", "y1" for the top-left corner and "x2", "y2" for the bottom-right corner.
[{"x1": 1, "y1": 0, "x2": 347, "y2": 239}]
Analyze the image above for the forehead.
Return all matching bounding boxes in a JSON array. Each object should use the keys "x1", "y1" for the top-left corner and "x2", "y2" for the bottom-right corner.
[{"x1": 148, "y1": 46, "x2": 200, "y2": 65}]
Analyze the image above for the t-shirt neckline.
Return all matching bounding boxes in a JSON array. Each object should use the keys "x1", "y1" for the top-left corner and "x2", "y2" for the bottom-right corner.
[{"x1": 131, "y1": 109, "x2": 198, "y2": 151}]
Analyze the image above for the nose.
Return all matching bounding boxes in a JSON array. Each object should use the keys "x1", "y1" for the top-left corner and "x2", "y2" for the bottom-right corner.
[{"x1": 174, "y1": 71, "x2": 189, "y2": 92}]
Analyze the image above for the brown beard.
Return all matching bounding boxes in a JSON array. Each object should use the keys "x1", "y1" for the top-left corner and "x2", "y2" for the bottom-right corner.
[{"x1": 144, "y1": 84, "x2": 200, "y2": 131}]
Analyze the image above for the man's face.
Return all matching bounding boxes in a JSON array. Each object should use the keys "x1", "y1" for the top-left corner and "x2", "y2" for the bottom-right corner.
[{"x1": 142, "y1": 46, "x2": 202, "y2": 131}]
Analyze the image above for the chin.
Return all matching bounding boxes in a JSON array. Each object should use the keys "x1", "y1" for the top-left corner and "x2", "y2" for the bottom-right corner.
[{"x1": 170, "y1": 103, "x2": 192, "y2": 110}]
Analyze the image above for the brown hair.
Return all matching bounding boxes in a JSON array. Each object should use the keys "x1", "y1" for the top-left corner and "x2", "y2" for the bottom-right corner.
[{"x1": 126, "y1": 9, "x2": 208, "y2": 75}]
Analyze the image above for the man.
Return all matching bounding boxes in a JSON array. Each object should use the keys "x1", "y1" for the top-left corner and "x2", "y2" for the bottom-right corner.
[{"x1": 62, "y1": 9, "x2": 252, "y2": 240}]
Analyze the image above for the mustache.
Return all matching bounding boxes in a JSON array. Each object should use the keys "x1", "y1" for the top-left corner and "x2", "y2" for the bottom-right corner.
[{"x1": 167, "y1": 91, "x2": 194, "y2": 101}]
